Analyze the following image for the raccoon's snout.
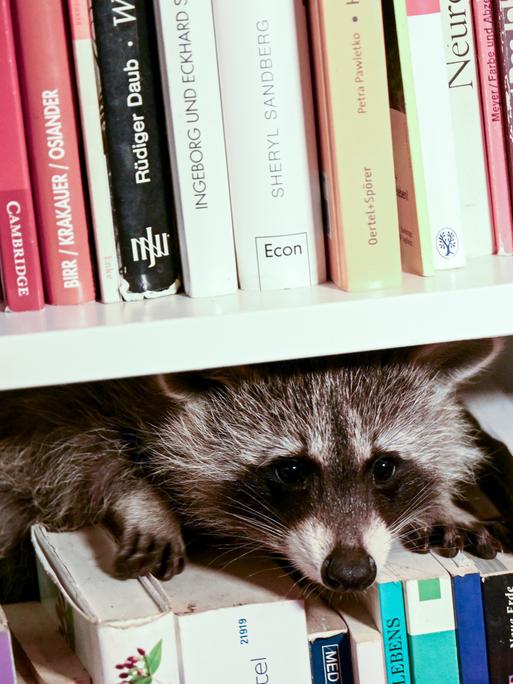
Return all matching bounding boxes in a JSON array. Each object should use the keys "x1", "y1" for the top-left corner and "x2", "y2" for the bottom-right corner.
[{"x1": 321, "y1": 548, "x2": 377, "y2": 592}]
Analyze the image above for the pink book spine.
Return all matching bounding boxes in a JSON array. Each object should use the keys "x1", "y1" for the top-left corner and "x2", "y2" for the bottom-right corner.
[
  {"x1": 473, "y1": 0, "x2": 513, "y2": 254},
  {"x1": 12, "y1": 0, "x2": 95, "y2": 304},
  {"x1": 0, "y1": 0, "x2": 45, "y2": 311}
]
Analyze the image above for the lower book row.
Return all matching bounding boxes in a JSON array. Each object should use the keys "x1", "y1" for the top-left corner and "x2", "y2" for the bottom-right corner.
[{"x1": 2, "y1": 523, "x2": 513, "y2": 684}]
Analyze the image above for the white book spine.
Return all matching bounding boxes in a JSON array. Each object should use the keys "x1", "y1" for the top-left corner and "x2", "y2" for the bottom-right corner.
[
  {"x1": 154, "y1": 0, "x2": 238, "y2": 297},
  {"x1": 68, "y1": 0, "x2": 121, "y2": 302},
  {"x1": 441, "y1": 0, "x2": 493, "y2": 256},
  {"x1": 177, "y1": 600, "x2": 312, "y2": 684},
  {"x1": 408, "y1": 9, "x2": 466, "y2": 269},
  {"x1": 212, "y1": 0, "x2": 326, "y2": 291}
]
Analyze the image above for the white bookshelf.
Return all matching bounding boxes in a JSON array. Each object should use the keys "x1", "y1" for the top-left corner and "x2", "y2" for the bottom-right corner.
[{"x1": 0, "y1": 254, "x2": 512, "y2": 391}]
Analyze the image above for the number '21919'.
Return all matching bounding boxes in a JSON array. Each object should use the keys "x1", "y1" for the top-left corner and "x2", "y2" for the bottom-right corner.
[{"x1": 238, "y1": 617, "x2": 249, "y2": 645}]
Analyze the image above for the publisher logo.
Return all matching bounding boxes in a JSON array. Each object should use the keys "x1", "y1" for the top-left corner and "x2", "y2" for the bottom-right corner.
[
  {"x1": 255, "y1": 232, "x2": 311, "y2": 290},
  {"x1": 321, "y1": 644, "x2": 340, "y2": 683},
  {"x1": 131, "y1": 226, "x2": 170, "y2": 268},
  {"x1": 436, "y1": 228, "x2": 459, "y2": 259}
]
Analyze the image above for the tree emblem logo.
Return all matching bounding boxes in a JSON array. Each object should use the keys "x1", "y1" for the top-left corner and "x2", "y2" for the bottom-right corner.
[{"x1": 436, "y1": 228, "x2": 459, "y2": 259}]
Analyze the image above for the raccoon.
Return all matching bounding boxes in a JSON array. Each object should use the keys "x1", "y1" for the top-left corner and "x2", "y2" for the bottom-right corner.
[{"x1": 0, "y1": 339, "x2": 505, "y2": 595}]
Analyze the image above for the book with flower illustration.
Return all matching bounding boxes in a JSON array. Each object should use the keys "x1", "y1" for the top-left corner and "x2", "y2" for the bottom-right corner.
[{"x1": 31, "y1": 525, "x2": 180, "y2": 684}]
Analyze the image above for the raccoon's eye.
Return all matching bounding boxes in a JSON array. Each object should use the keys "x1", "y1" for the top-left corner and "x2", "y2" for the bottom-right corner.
[
  {"x1": 269, "y1": 457, "x2": 313, "y2": 487},
  {"x1": 372, "y1": 454, "x2": 399, "y2": 486}
]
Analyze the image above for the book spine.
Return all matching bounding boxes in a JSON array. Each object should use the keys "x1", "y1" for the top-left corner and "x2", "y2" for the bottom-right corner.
[
  {"x1": 378, "y1": 582, "x2": 412, "y2": 684},
  {"x1": 478, "y1": 0, "x2": 513, "y2": 254},
  {"x1": 153, "y1": 0, "x2": 238, "y2": 298},
  {"x1": 403, "y1": 575, "x2": 460, "y2": 684},
  {"x1": 178, "y1": 601, "x2": 312, "y2": 684},
  {"x1": 309, "y1": 633, "x2": 353, "y2": 684},
  {"x1": 0, "y1": 622, "x2": 15, "y2": 684},
  {"x1": 401, "y1": 0, "x2": 466, "y2": 270},
  {"x1": 309, "y1": 0, "x2": 402, "y2": 291},
  {"x1": 0, "y1": 0, "x2": 45, "y2": 312},
  {"x1": 67, "y1": 0, "x2": 121, "y2": 303},
  {"x1": 382, "y1": 1, "x2": 434, "y2": 277},
  {"x1": 440, "y1": 0, "x2": 494, "y2": 257},
  {"x1": 481, "y1": 573, "x2": 513, "y2": 682},
  {"x1": 452, "y1": 574, "x2": 490, "y2": 684},
  {"x1": 211, "y1": 0, "x2": 326, "y2": 292},
  {"x1": 12, "y1": 0, "x2": 95, "y2": 305},
  {"x1": 91, "y1": 0, "x2": 181, "y2": 300}
]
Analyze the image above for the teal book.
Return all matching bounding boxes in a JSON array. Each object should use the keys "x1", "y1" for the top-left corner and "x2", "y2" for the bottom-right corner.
[
  {"x1": 382, "y1": 543, "x2": 459, "y2": 684},
  {"x1": 366, "y1": 564, "x2": 411, "y2": 684}
]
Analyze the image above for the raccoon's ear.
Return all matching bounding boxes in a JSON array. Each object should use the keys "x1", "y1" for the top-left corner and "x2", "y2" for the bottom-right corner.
[
  {"x1": 156, "y1": 365, "x2": 260, "y2": 402},
  {"x1": 409, "y1": 338, "x2": 503, "y2": 385}
]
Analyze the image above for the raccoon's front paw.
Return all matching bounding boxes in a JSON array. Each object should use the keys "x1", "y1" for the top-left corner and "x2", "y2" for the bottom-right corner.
[
  {"x1": 106, "y1": 486, "x2": 186, "y2": 581},
  {"x1": 401, "y1": 521, "x2": 503, "y2": 559}
]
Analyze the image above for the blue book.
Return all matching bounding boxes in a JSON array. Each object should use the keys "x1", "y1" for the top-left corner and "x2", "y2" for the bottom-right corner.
[
  {"x1": 306, "y1": 597, "x2": 353, "y2": 684},
  {"x1": 434, "y1": 553, "x2": 489, "y2": 684},
  {"x1": 366, "y1": 565, "x2": 412, "y2": 684}
]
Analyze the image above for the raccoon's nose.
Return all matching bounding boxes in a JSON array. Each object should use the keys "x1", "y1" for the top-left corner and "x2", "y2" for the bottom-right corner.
[{"x1": 321, "y1": 548, "x2": 377, "y2": 591}]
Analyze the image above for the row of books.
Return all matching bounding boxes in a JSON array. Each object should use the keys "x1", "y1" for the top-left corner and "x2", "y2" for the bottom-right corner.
[
  {"x1": 1, "y1": 0, "x2": 513, "y2": 312},
  {"x1": 2, "y1": 522, "x2": 513, "y2": 684}
]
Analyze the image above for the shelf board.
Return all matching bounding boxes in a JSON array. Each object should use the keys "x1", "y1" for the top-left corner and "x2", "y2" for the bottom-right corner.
[{"x1": 1, "y1": 255, "x2": 512, "y2": 390}]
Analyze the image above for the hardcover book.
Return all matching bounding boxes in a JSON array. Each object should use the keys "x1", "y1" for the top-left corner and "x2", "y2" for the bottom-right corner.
[
  {"x1": 92, "y1": 0, "x2": 181, "y2": 300},
  {"x1": 440, "y1": 0, "x2": 493, "y2": 257},
  {"x1": 384, "y1": 543, "x2": 460, "y2": 684},
  {"x1": 309, "y1": 0, "x2": 402, "y2": 290},
  {"x1": 212, "y1": 0, "x2": 326, "y2": 291},
  {"x1": 472, "y1": 0, "x2": 513, "y2": 254},
  {"x1": 67, "y1": 0, "x2": 121, "y2": 303},
  {"x1": 153, "y1": 0, "x2": 238, "y2": 297},
  {"x1": 332, "y1": 596, "x2": 387, "y2": 684},
  {"x1": 0, "y1": 0, "x2": 45, "y2": 312},
  {"x1": 385, "y1": 0, "x2": 465, "y2": 271},
  {"x1": 12, "y1": 0, "x2": 95, "y2": 305},
  {"x1": 32, "y1": 526, "x2": 180, "y2": 684},
  {"x1": 365, "y1": 560, "x2": 412, "y2": 684},
  {"x1": 305, "y1": 596, "x2": 354, "y2": 684},
  {"x1": 154, "y1": 550, "x2": 312, "y2": 684},
  {"x1": 0, "y1": 607, "x2": 15, "y2": 684},
  {"x1": 433, "y1": 552, "x2": 489, "y2": 684},
  {"x1": 4, "y1": 602, "x2": 91, "y2": 684}
]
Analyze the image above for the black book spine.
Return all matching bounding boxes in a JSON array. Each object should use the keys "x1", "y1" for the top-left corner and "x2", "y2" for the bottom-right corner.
[
  {"x1": 92, "y1": 0, "x2": 180, "y2": 299},
  {"x1": 481, "y1": 572, "x2": 513, "y2": 682}
]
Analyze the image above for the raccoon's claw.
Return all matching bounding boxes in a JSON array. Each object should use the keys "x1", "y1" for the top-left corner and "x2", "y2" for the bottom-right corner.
[
  {"x1": 401, "y1": 523, "x2": 463, "y2": 557},
  {"x1": 402, "y1": 521, "x2": 505, "y2": 560},
  {"x1": 113, "y1": 529, "x2": 186, "y2": 581}
]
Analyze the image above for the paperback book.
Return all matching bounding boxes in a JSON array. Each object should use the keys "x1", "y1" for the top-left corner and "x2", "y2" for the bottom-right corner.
[
  {"x1": 32, "y1": 525, "x2": 180, "y2": 684},
  {"x1": 309, "y1": 0, "x2": 402, "y2": 290},
  {"x1": 0, "y1": 0, "x2": 45, "y2": 311},
  {"x1": 433, "y1": 552, "x2": 489, "y2": 684},
  {"x1": 385, "y1": 0, "x2": 465, "y2": 271},
  {"x1": 212, "y1": 0, "x2": 326, "y2": 291},
  {"x1": 154, "y1": 0, "x2": 238, "y2": 297},
  {"x1": 67, "y1": 0, "x2": 121, "y2": 303},
  {"x1": 440, "y1": 0, "x2": 493, "y2": 257},
  {"x1": 92, "y1": 0, "x2": 181, "y2": 300},
  {"x1": 0, "y1": 607, "x2": 15, "y2": 684},
  {"x1": 12, "y1": 0, "x2": 95, "y2": 305},
  {"x1": 306, "y1": 596, "x2": 354, "y2": 684},
  {"x1": 472, "y1": 0, "x2": 513, "y2": 254},
  {"x1": 332, "y1": 596, "x2": 387, "y2": 684}
]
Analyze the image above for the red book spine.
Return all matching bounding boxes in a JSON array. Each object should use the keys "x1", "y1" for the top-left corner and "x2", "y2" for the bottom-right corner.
[
  {"x1": 473, "y1": 0, "x2": 513, "y2": 254},
  {"x1": 12, "y1": 0, "x2": 95, "y2": 305},
  {"x1": 0, "y1": 0, "x2": 44, "y2": 311}
]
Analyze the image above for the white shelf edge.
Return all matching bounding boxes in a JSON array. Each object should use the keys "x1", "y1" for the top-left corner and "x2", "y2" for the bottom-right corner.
[{"x1": 1, "y1": 256, "x2": 512, "y2": 390}]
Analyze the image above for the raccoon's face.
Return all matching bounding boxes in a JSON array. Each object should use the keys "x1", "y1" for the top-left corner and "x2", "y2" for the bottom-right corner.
[{"x1": 157, "y1": 339, "x2": 500, "y2": 592}]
